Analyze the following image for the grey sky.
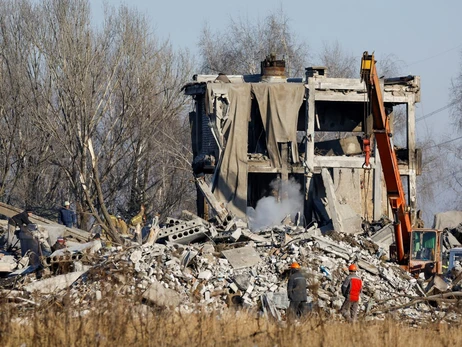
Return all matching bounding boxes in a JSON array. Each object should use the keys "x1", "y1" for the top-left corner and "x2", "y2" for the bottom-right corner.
[
  {"x1": 91, "y1": 1, "x2": 461, "y2": 130},
  {"x1": 92, "y1": 0, "x2": 462, "y2": 222}
]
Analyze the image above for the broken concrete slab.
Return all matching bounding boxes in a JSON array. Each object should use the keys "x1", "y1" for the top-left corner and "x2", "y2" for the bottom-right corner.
[
  {"x1": 369, "y1": 223, "x2": 394, "y2": 255},
  {"x1": 130, "y1": 250, "x2": 142, "y2": 264},
  {"x1": 0, "y1": 254, "x2": 17, "y2": 273},
  {"x1": 180, "y1": 249, "x2": 198, "y2": 268},
  {"x1": 265, "y1": 291, "x2": 290, "y2": 309},
  {"x1": 425, "y1": 275, "x2": 450, "y2": 294},
  {"x1": 241, "y1": 229, "x2": 270, "y2": 243},
  {"x1": 433, "y1": 211, "x2": 462, "y2": 230},
  {"x1": 260, "y1": 294, "x2": 281, "y2": 320},
  {"x1": 142, "y1": 280, "x2": 182, "y2": 308},
  {"x1": 321, "y1": 168, "x2": 344, "y2": 234},
  {"x1": 168, "y1": 226, "x2": 207, "y2": 244},
  {"x1": 157, "y1": 218, "x2": 206, "y2": 240},
  {"x1": 230, "y1": 228, "x2": 242, "y2": 242},
  {"x1": 24, "y1": 271, "x2": 86, "y2": 294},
  {"x1": 198, "y1": 270, "x2": 212, "y2": 280},
  {"x1": 337, "y1": 203, "x2": 362, "y2": 235},
  {"x1": 312, "y1": 235, "x2": 350, "y2": 260},
  {"x1": 221, "y1": 245, "x2": 261, "y2": 269},
  {"x1": 233, "y1": 273, "x2": 252, "y2": 291},
  {"x1": 357, "y1": 259, "x2": 379, "y2": 275}
]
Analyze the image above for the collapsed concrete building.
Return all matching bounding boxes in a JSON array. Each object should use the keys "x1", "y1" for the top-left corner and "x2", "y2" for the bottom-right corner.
[{"x1": 183, "y1": 55, "x2": 422, "y2": 233}]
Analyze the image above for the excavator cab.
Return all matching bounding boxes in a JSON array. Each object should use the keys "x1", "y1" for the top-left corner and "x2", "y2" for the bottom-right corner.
[{"x1": 408, "y1": 229, "x2": 442, "y2": 276}]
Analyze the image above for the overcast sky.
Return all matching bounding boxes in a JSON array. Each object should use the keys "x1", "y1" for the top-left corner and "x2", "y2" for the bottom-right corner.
[{"x1": 92, "y1": 0, "x2": 462, "y2": 223}]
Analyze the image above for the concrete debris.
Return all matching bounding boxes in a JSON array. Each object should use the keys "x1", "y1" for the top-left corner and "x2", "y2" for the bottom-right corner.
[
  {"x1": 222, "y1": 245, "x2": 262, "y2": 269},
  {"x1": 24, "y1": 271, "x2": 86, "y2": 294},
  {"x1": 142, "y1": 280, "x2": 182, "y2": 308},
  {"x1": 0, "y1": 254, "x2": 17, "y2": 273},
  {"x1": 433, "y1": 211, "x2": 462, "y2": 231},
  {"x1": 446, "y1": 223, "x2": 462, "y2": 245},
  {"x1": 1, "y1": 210, "x2": 462, "y2": 325},
  {"x1": 321, "y1": 168, "x2": 344, "y2": 234},
  {"x1": 368, "y1": 223, "x2": 394, "y2": 257}
]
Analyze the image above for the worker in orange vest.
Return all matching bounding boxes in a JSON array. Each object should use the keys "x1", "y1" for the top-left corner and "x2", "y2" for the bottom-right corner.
[{"x1": 340, "y1": 264, "x2": 363, "y2": 322}]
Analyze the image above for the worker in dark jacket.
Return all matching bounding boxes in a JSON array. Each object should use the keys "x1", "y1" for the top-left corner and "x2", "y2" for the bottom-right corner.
[
  {"x1": 58, "y1": 201, "x2": 76, "y2": 228},
  {"x1": 3, "y1": 209, "x2": 33, "y2": 251},
  {"x1": 341, "y1": 264, "x2": 363, "y2": 322},
  {"x1": 51, "y1": 236, "x2": 67, "y2": 252},
  {"x1": 287, "y1": 262, "x2": 308, "y2": 319}
]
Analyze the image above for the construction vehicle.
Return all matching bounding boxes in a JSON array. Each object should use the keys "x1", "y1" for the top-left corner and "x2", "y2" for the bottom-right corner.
[{"x1": 360, "y1": 52, "x2": 442, "y2": 277}]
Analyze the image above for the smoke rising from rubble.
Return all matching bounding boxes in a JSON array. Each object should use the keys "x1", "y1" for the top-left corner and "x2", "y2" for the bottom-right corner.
[{"x1": 248, "y1": 178, "x2": 304, "y2": 231}]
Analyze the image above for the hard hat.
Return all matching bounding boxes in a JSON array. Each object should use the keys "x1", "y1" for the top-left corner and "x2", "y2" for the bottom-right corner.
[
  {"x1": 290, "y1": 262, "x2": 301, "y2": 269},
  {"x1": 64, "y1": 201, "x2": 70, "y2": 206},
  {"x1": 348, "y1": 264, "x2": 357, "y2": 272},
  {"x1": 116, "y1": 214, "x2": 122, "y2": 219}
]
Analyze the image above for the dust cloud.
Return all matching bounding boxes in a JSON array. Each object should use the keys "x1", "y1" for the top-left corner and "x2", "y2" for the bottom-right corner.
[{"x1": 248, "y1": 178, "x2": 303, "y2": 231}]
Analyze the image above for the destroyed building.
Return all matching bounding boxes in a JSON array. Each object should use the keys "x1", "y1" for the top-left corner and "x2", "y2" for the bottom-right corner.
[
  {"x1": 183, "y1": 55, "x2": 422, "y2": 233},
  {"x1": 2, "y1": 53, "x2": 462, "y2": 326}
]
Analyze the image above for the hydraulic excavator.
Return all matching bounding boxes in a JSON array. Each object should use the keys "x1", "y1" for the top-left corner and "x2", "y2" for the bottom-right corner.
[{"x1": 360, "y1": 52, "x2": 442, "y2": 277}]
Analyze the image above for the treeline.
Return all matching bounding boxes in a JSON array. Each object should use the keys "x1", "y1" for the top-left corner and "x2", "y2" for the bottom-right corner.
[
  {"x1": 2, "y1": 0, "x2": 455, "y2": 236},
  {"x1": 0, "y1": 0, "x2": 195, "y2": 238}
]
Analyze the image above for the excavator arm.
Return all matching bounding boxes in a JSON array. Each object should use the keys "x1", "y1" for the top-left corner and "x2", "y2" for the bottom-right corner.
[{"x1": 360, "y1": 52, "x2": 412, "y2": 265}]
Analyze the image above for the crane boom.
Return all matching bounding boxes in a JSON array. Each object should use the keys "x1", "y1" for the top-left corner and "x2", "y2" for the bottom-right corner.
[{"x1": 360, "y1": 52, "x2": 412, "y2": 265}]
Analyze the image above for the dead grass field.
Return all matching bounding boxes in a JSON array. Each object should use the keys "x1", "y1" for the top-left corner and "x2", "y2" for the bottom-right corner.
[{"x1": 1, "y1": 293, "x2": 461, "y2": 347}]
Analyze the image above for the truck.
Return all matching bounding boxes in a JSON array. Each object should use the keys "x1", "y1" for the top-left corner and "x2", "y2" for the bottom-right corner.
[{"x1": 360, "y1": 52, "x2": 443, "y2": 277}]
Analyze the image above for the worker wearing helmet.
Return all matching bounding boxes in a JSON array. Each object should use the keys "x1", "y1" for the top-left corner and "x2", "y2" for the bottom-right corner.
[
  {"x1": 340, "y1": 264, "x2": 363, "y2": 322},
  {"x1": 287, "y1": 262, "x2": 308, "y2": 319}
]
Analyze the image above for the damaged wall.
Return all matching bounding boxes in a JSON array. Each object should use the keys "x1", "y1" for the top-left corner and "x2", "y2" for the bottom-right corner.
[{"x1": 184, "y1": 62, "x2": 421, "y2": 234}]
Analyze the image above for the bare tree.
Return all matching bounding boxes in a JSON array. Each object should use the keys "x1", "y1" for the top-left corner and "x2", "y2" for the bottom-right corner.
[
  {"x1": 317, "y1": 41, "x2": 356, "y2": 78},
  {"x1": 198, "y1": 9, "x2": 309, "y2": 77},
  {"x1": 0, "y1": 0, "x2": 196, "y2": 241},
  {"x1": 450, "y1": 50, "x2": 462, "y2": 132}
]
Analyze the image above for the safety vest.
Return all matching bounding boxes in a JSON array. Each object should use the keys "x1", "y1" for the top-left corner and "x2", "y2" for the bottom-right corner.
[{"x1": 349, "y1": 277, "x2": 363, "y2": 302}]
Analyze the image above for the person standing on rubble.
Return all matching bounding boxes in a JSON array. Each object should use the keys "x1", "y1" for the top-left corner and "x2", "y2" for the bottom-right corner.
[
  {"x1": 340, "y1": 264, "x2": 363, "y2": 322},
  {"x1": 287, "y1": 262, "x2": 308, "y2": 319},
  {"x1": 58, "y1": 201, "x2": 76, "y2": 228},
  {"x1": 3, "y1": 208, "x2": 34, "y2": 251}
]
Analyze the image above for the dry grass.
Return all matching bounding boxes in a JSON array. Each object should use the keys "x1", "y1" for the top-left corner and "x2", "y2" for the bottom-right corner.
[{"x1": 1, "y1": 292, "x2": 461, "y2": 347}]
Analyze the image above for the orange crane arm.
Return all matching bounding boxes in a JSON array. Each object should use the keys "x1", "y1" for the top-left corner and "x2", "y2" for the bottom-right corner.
[{"x1": 360, "y1": 52, "x2": 412, "y2": 264}]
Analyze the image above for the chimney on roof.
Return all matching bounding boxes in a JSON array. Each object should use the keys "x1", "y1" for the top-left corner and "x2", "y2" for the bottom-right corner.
[
  {"x1": 260, "y1": 54, "x2": 286, "y2": 83},
  {"x1": 306, "y1": 66, "x2": 327, "y2": 80}
]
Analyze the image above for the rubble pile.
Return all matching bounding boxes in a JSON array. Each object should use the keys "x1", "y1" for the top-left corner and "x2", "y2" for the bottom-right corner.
[
  {"x1": 447, "y1": 223, "x2": 462, "y2": 245},
  {"x1": 2, "y1": 219, "x2": 461, "y2": 324}
]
